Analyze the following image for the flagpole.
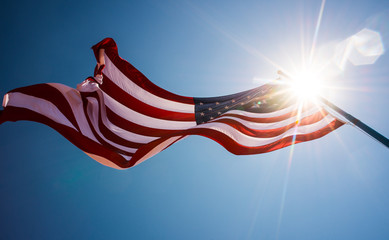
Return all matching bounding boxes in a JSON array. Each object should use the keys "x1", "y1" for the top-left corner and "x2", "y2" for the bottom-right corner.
[
  {"x1": 276, "y1": 70, "x2": 389, "y2": 149},
  {"x1": 319, "y1": 96, "x2": 389, "y2": 149}
]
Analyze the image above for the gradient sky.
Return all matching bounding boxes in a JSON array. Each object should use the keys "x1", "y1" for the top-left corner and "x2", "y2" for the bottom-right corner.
[{"x1": 1, "y1": 0, "x2": 389, "y2": 239}]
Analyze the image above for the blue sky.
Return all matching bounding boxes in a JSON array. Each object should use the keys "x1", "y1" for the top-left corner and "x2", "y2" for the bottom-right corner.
[{"x1": 1, "y1": 0, "x2": 389, "y2": 239}]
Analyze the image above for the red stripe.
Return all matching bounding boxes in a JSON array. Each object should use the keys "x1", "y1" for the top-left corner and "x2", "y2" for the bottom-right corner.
[
  {"x1": 80, "y1": 92, "x2": 135, "y2": 157},
  {"x1": 92, "y1": 38, "x2": 194, "y2": 105},
  {"x1": 221, "y1": 104, "x2": 318, "y2": 124},
  {"x1": 129, "y1": 118, "x2": 343, "y2": 166},
  {"x1": 81, "y1": 91, "x2": 145, "y2": 149},
  {"x1": 1, "y1": 106, "x2": 131, "y2": 168},
  {"x1": 0, "y1": 110, "x2": 5, "y2": 124},
  {"x1": 9, "y1": 84, "x2": 81, "y2": 132},
  {"x1": 105, "y1": 107, "x2": 179, "y2": 137},
  {"x1": 129, "y1": 136, "x2": 177, "y2": 168},
  {"x1": 212, "y1": 110, "x2": 329, "y2": 138},
  {"x1": 129, "y1": 135, "x2": 186, "y2": 167},
  {"x1": 100, "y1": 74, "x2": 195, "y2": 121},
  {"x1": 185, "y1": 119, "x2": 344, "y2": 155},
  {"x1": 221, "y1": 110, "x2": 298, "y2": 123},
  {"x1": 0, "y1": 99, "x2": 344, "y2": 169},
  {"x1": 98, "y1": 115, "x2": 144, "y2": 149}
]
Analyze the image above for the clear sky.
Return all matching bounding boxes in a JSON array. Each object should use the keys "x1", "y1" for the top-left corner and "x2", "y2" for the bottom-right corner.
[{"x1": 1, "y1": 0, "x2": 389, "y2": 239}]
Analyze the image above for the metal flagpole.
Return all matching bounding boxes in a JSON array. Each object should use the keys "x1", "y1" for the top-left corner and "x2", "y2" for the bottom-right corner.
[
  {"x1": 319, "y1": 96, "x2": 389, "y2": 149},
  {"x1": 276, "y1": 70, "x2": 389, "y2": 149}
]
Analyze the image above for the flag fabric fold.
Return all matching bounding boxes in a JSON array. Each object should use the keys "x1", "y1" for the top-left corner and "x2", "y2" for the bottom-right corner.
[{"x1": 0, "y1": 38, "x2": 344, "y2": 169}]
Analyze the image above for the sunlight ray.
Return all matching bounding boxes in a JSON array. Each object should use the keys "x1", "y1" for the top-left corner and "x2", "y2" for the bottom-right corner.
[
  {"x1": 275, "y1": 100, "x2": 304, "y2": 239},
  {"x1": 309, "y1": 0, "x2": 327, "y2": 63}
]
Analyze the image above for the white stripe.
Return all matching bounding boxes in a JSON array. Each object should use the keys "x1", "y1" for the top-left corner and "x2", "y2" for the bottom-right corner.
[
  {"x1": 224, "y1": 103, "x2": 310, "y2": 118},
  {"x1": 48, "y1": 83, "x2": 99, "y2": 143},
  {"x1": 102, "y1": 91, "x2": 197, "y2": 130},
  {"x1": 103, "y1": 117, "x2": 159, "y2": 143},
  {"x1": 214, "y1": 107, "x2": 325, "y2": 130},
  {"x1": 76, "y1": 80, "x2": 187, "y2": 140},
  {"x1": 195, "y1": 114, "x2": 336, "y2": 147},
  {"x1": 85, "y1": 97, "x2": 137, "y2": 154},
  {"x1": 5, "y1": 92, "x2": 77, "y2": 131},
  {"x1": 2, "y1": 93, "x2": 9, "y2": 107},
  {"x1": 103, "y1": 53, "x2": 194, "y2": 113},
  {"x1": 95, "y1": 90, "x2": 159, "y2": 143},
  {"x1": 119, "y1": 153, "x2": 132, "y2": 161}
]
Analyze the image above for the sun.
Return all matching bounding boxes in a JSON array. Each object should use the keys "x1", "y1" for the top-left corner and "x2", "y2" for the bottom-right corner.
[
  {"x1": 292, "y1": 70, "x2": 323, "y2": 99},
  {"x1": 284, "y1": 69, "x2": 325, "y2": 101}
]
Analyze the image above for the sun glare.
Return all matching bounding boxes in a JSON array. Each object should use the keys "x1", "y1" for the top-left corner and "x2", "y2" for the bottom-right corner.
[{"x1": 289, "y1": 69, "x2": 324, "y2": 101}]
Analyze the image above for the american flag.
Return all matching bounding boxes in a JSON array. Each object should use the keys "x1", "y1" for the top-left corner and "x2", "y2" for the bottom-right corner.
[{"x1": 0, "y1": 38, "x2": 344, "y2": 169}]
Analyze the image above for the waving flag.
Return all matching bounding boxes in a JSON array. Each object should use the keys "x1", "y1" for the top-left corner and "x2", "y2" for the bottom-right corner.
[{"x1": 0, "y1": 38, "x2": 344, "y2": 169}]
